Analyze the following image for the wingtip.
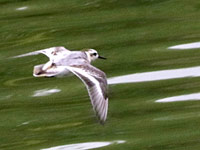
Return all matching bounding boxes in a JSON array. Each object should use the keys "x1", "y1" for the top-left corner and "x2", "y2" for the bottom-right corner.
[
  {"x1": 99, "y1": 120, "x2": 106, "y2": 125},
  {"x1": 97, "y1": 113, "x2": 106, "y2": 125},
  {"x1": 97, "y1": 98, "x2": 108, "y2": 125}
]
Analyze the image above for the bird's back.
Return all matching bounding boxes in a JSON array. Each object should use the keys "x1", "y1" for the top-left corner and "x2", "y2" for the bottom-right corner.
[{"x1": 54, "y1": 51, "x2": 89, "y2": 66}]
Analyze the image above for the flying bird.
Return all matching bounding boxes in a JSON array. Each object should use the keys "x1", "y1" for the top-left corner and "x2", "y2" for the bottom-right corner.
[{"x1": 13, "y1": 47, "x2": 108, "y2": 124}]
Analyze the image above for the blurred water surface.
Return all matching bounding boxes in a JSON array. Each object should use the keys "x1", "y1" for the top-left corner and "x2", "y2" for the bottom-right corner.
[{"x1": 1, "y1": 0, "x2": 200, "y2": 150}]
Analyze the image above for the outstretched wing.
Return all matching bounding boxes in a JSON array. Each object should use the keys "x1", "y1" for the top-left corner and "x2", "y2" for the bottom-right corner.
[
  {"x1": 65, "y1": 64, "x2": 108, "y2": 124},
  {"x1": 12, "y1": 46, "x2": 70, "y2": 61}
]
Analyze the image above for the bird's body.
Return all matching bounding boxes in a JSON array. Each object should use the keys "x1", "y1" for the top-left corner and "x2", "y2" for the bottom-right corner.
[
  {"x1": 33, "y1": 49, "x2": 89, "y2": 77},
  {"x1": 13, "y1": 47, "x2": 108, "y2": 124}
]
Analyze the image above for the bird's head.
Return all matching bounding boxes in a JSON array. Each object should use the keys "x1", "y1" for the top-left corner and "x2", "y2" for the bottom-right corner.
[{"x1": 86, "y1": 49, "x2": 106, "y2": 62}]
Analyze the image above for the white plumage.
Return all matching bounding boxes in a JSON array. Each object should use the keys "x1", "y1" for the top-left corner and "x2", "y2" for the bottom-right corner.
[{"x1": 13, "y1": 47, "x2": 108, "y2": 124}]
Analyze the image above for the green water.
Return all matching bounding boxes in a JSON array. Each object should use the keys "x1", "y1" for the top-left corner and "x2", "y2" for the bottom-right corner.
[{"x1": 1, "y1": 0, "x2": 200, "y2": 149}]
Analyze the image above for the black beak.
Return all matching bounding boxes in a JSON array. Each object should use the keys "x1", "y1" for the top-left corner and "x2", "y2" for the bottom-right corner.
[{"x1": 98, "y1": 56, "x2": 106, "y2": 59}]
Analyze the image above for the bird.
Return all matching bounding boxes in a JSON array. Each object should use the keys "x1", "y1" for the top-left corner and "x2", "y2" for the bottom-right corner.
[{"x1": 13, "y1": 47, "x2": 108, "y2": 124}]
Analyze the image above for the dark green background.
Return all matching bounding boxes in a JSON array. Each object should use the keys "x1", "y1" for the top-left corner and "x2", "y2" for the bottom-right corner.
[{"x1": 1, "y1": 0, "x2": 200, "y2": 149}]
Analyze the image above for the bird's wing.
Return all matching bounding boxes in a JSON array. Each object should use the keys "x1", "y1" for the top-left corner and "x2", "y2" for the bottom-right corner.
[
  {"x1": 65, "y1": 64, "x2": 108, "y2": 124},
  {"x1": 12, "y1": 46, "x2": 70, "y2": 60}
]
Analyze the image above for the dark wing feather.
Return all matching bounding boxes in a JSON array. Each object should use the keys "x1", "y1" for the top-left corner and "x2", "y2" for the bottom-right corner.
[{"x1": 66, "y1": 64, "x2": 108, "y2": 124}]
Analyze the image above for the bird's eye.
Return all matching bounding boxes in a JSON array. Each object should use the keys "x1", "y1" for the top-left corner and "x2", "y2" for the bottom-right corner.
[{"x1": 93, "y1": 53, "x2": 97, "y2": 56}]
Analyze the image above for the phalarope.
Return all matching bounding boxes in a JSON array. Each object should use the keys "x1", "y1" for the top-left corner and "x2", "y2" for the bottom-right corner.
[{"x1": 13, "y1": 47, "x2": 108, "y2": 124}]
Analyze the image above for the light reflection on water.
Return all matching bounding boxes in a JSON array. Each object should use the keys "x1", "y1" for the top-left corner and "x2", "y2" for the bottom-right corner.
[
  {"x1": 41, "y1": 140, "x2": 125, "y2": 150},
  {"x1": 108, "y1": 66, "x2": 200, "y2": 85},
  {"x1": 156, "y1": 92, "x2": 200, "y2": 103},
  {"x1": 32, "y1": 88, "x2": 61, "y2": 97},
  {"x1": 0, "y1": 95, "x2": 12, "y2": 100},
  {"x1": 168, "y1": 42, "x2": 200, "y2": 50},
  {"x1": 16, "y1": 6, "x2": 28, "y2": 11}
]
